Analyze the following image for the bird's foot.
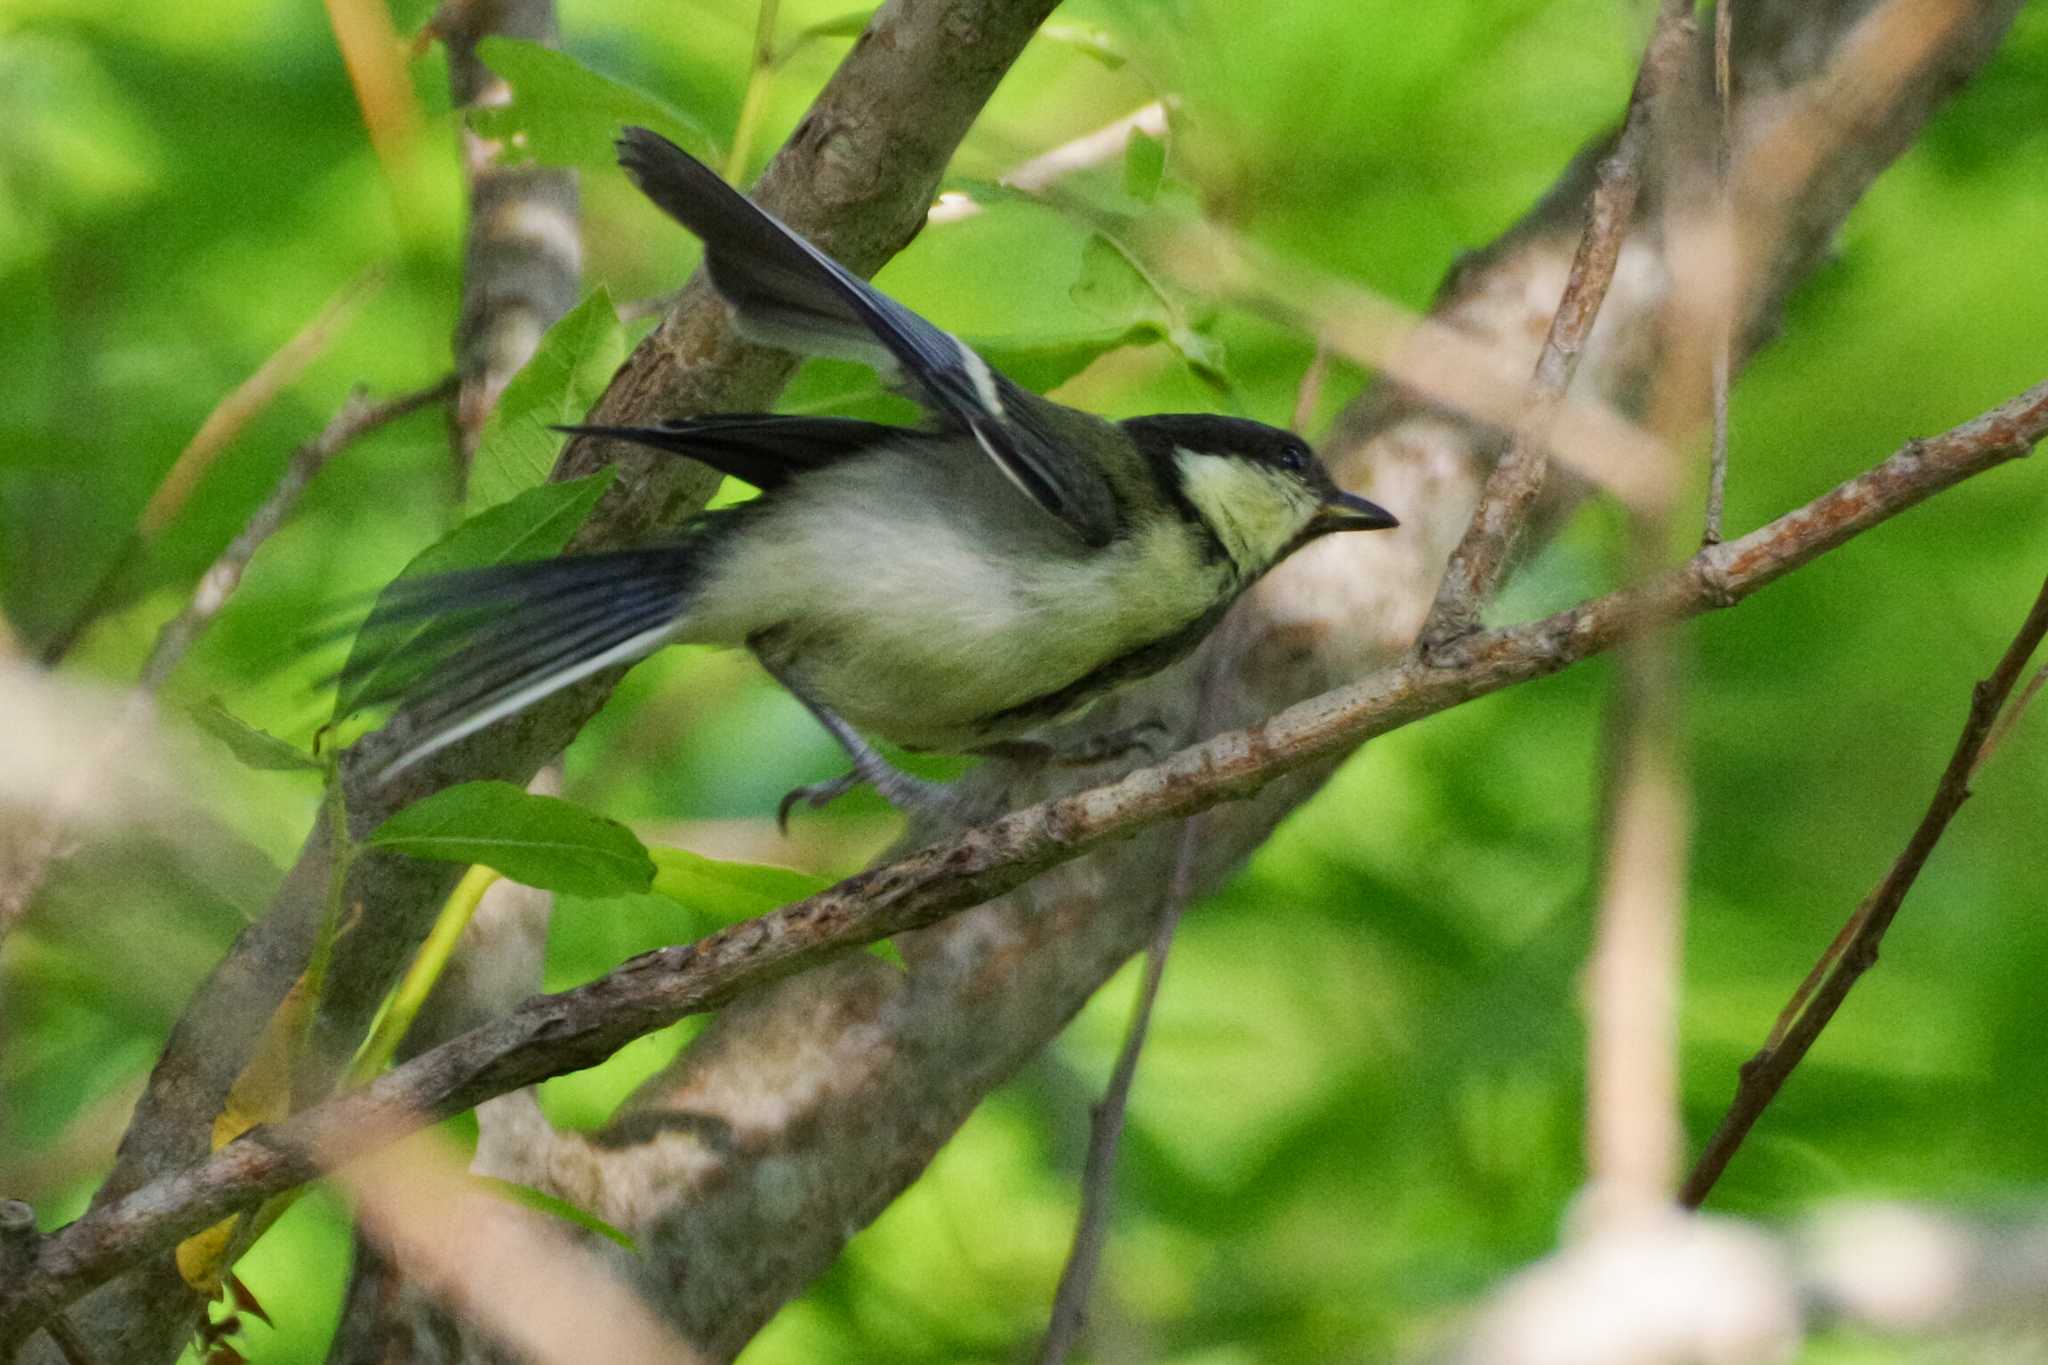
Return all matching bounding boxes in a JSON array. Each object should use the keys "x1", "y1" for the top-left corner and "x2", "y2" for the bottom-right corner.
[
  {"x1": 777, "y1": 772, "x2": 860, "y2": 832},
  {"x1": 776, "y1": 767, "x2": 960, "y2": 833}
]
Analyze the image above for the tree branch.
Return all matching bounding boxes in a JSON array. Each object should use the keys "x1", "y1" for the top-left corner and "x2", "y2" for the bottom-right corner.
[
  {"x1": 442, "y1": 0, "x2": 581, "y2": 496},
  {"x1": 1419, "y1": 0, "x2": 1694, "y2": 652},
  {"x1": 497, "y1": 3, "x2": 2025, "y2": 1350},
  {"x1": 4, "y1": 373, "x2": 2039, "y2": 1342},
  {"x1": 27, "y1": 2, "x2": 1066, "y2": 1361},
  {"x1": 24, "y1": 2, "x2": 2023, "y2": 1358},
  {"x1": 1680, "y1": 566, "x2": 2048, "y2": 1208}
]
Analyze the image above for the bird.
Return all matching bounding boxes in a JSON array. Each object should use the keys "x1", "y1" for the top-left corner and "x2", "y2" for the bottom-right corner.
[{"x1": 347, "y1": 125, "x2": 1398, "y2": 822}]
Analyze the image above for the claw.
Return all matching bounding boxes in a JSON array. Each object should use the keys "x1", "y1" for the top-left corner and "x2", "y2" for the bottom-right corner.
[
  {"x1": 775, "y1": 767, "x2": 962, "y2": 832},
  {"x1": 777, "y1": 771, "x2": 862, "y2": 833}
]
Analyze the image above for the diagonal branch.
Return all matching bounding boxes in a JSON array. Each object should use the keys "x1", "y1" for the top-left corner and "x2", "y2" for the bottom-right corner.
[
  {"x1": 4, "y1": 374, "x2": 2040, "y2": 1341},
  {"x1": 513, "y1": 3, "x2": 2026, "y2": 1351},
  {"x1": 1680, "y1": 567, "x2": 2048, "y2": 1207},
  {"x1": 36, "y1": 3, "x2": 1067, "y2": 1362},
  {"x1": 1419, "y1": 0, "x2": 1695, "y2": 652}
]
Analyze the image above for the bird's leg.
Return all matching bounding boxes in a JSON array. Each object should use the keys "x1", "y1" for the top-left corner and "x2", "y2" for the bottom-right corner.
[{"x1": 753, "y1": 649, "x2": 956, "y2": 827}]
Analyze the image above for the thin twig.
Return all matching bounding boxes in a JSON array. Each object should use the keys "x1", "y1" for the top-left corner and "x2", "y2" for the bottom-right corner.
[
  {"x1": 0, "y1": 378, "x2": 454, "y2": 949},
  {"x1": 926, "y1": 101, "x2": 1174, "y2": 225},
  {"x1": 139, "y1": 377, "x2": 455, "y2": 692},
  {"x1": 4, "y1": 377, "x2": 2040, "y2": 1340},
  {"x1": 1681, "y1": 569, "x2": 2048, "y2": 1208},
  {"x1": 1418, "y1": 0, "x2": 1695, "y2": 653},
  {"x1": 37, "y1": 267, "x2": 387, "y2": 666},
  {"x1": 1166, "y1": 223, "x2": 1670, "y2": 509},
  {"x1": 1040, "y1": 669, "x2": 1227, "y2": 1362},
  {"x1": 1037, "y1": 817, "x2": 1199, "y2": 1364},
  {"x1": 1972, "y1": 658, "x2": 2048, "y2": 773},
  {"x1": 1703, "y1": 0, "x2": 1736, "y2": 546}
]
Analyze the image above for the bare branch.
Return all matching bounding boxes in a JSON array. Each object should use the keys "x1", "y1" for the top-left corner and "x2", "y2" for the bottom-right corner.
[
  {"x1": 1418, "y1": 0, "x2": 1695, "y2": 652},
  {"x1": 1039, "y1": 661, "x2": 1227, "y2": 1363},
  {"x1": 40, "y1": 4, "x2": 1072, "y2": 1359},
  {"x1": 4, "y1": 375, "x2": 2039, "y2": 1342},
  {"x1": 1681, "y1": 567, "x2": 2048, "y2": 1208},
  {"x1": 1704, "y1": 0, "x2": 1737, "y2": 546},
  {"x1": 1583, "y1": 570, "x2": 1690, "y2": 1217},
  {"x1": 341, "y1": 1134, "x2": 711, "y2": 1365},
  {"x1": 36, "y1": 267, "x2": 386, "y2": 667},
  {"x1": 444, "y1": 0, "x2": 581, "y2": 491},
  {"x1": 140, "y1": 377, "x2": 456, "y2": 692}
]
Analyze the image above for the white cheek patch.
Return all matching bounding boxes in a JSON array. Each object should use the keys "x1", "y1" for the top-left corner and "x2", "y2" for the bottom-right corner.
[{"x1": 1172, "y1": 448, "x2": 1320, "y2": 575}]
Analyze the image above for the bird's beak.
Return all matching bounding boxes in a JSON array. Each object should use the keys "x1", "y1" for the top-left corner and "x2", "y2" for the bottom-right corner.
[{"x1": 1310, "y1": 490, "x2": 1399, "y2": 535}]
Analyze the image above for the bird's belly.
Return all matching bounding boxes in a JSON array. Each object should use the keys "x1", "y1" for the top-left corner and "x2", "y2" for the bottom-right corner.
[{"x1": 690, "y1": 502, "x2": 1232, "y2": 752}]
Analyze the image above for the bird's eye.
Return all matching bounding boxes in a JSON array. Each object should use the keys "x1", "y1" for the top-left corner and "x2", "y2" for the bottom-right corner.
[{"x1": 1278, "y1": 446, "x2": 1309, "y2": 473}]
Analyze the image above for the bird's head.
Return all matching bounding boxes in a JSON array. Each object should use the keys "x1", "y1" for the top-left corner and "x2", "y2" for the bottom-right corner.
[{"x1": 1122, "y1": 414, "x2": 1398, "y2": 579}]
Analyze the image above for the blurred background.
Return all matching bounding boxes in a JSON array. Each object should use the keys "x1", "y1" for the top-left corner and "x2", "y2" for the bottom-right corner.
[{"x1": 4, "y1": 0, "x2": 2048, "y2": 1359}]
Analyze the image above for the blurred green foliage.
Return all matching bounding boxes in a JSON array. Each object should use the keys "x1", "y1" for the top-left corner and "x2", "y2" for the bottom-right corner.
[{"x1": 4, "y1": 0, "x2": 2048, "y2": 1360}]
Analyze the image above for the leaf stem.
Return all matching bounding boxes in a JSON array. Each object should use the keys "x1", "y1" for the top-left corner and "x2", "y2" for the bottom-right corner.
[
  {"x1": 724, "y1": 0, "x2": 782, "y2": 184},
  {"x1": 348, "y1": 863, "x2": 504, "y2": 1088}
]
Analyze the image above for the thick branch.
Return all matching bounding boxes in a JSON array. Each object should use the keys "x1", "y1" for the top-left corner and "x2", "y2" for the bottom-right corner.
[
  {"x1": 535, "y1": 2, "x2": 2027, "y2": 1350},
  {"x1": 443, "y1": 0, "x2": 581, "y2": 493},
  {"x1": 5, "y1": 375, "x2": 2040, "y2": 1340},
  {"x1": 37, "y1": 2, "x2": 1064, "y2": 1362}
]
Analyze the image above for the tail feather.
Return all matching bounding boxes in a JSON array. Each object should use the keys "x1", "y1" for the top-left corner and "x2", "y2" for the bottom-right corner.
[{"x1": 344, "y1": 546, "x2": 701, "y2": 778}]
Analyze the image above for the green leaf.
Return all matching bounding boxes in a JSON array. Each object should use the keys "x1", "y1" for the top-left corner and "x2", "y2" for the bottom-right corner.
[
  {"x1": 468, "y1": 1176, "x2": 640, "y2": 1253},
  {"x1": 1071, "y1": 232, "x2": 1164, "y2": 326},
  {"x1": 795, "y1": 9, "x2": 873, "y2": 39},
  {"x1": 1123, "y1": 127, "x2": 1166, "y2": 204},
  {"x1": 1039, "y1": 22, "x2": 1128, "y2": 69},
  {"x1": 367, "y1": 782, "x2": 655, "y2": 897},
  {"x1": 649, "y1": 847, "x2": 906, "y2": 967},
  {"x1": 189, "y1": 697, "x2": 322, "y2": 772},
  {"x1": 938, "y1": 177, "x2": 1037, "y2": 213},
  {"x1": 976, "y1": 324, "x2": 1165, "y2": 394},
  {"x1": 649, "y1": 845, "x2": 827, "y2": 922},
  {"x1": 1168, "y1": 323, "x2": 1233, "y2": 395},
  {"x1": 469, "y1": 289, "x2": 627, "y2": 513},
  {"x1": 334, "y1": 472, "x2": 615, "y2": 718},
  {"x1": 469, "y1": 38, "x2": 711, "y2": 169},
  {"x1": 779, "y1": 8, "x2": 875, "y2": 62}
]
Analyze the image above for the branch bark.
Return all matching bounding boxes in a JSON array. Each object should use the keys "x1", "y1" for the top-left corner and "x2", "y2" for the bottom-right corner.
[
  {"x1": 329, "y1": 0, "x2": 578, "y2": 1354},
  {"x1": 10, "y1": 2, "x2": 1064, "y2": 1361},
  {"x1": 12, "y1": 1, "x2": 2026, "y2": 1359},
  {"x1": 545, "y1": 1, "x2": 2022, "y2": 1352},
  {"x1": 1419, "y1": 0, "x2": 1694, "y2": 652},
  {"x1": 5, "y1": 371, "x2": 2041, "y2": 1347}
]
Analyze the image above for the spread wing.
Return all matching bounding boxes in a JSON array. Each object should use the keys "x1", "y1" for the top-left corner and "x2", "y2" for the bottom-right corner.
[{"x1": 615, "y1": 126, "x2": 1118, "y2": 547}]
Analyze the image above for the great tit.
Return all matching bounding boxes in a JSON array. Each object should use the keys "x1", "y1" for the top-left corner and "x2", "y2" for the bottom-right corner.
[{"x1": 351, "y1": 126, "x2": 1397, "y2": 817}]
